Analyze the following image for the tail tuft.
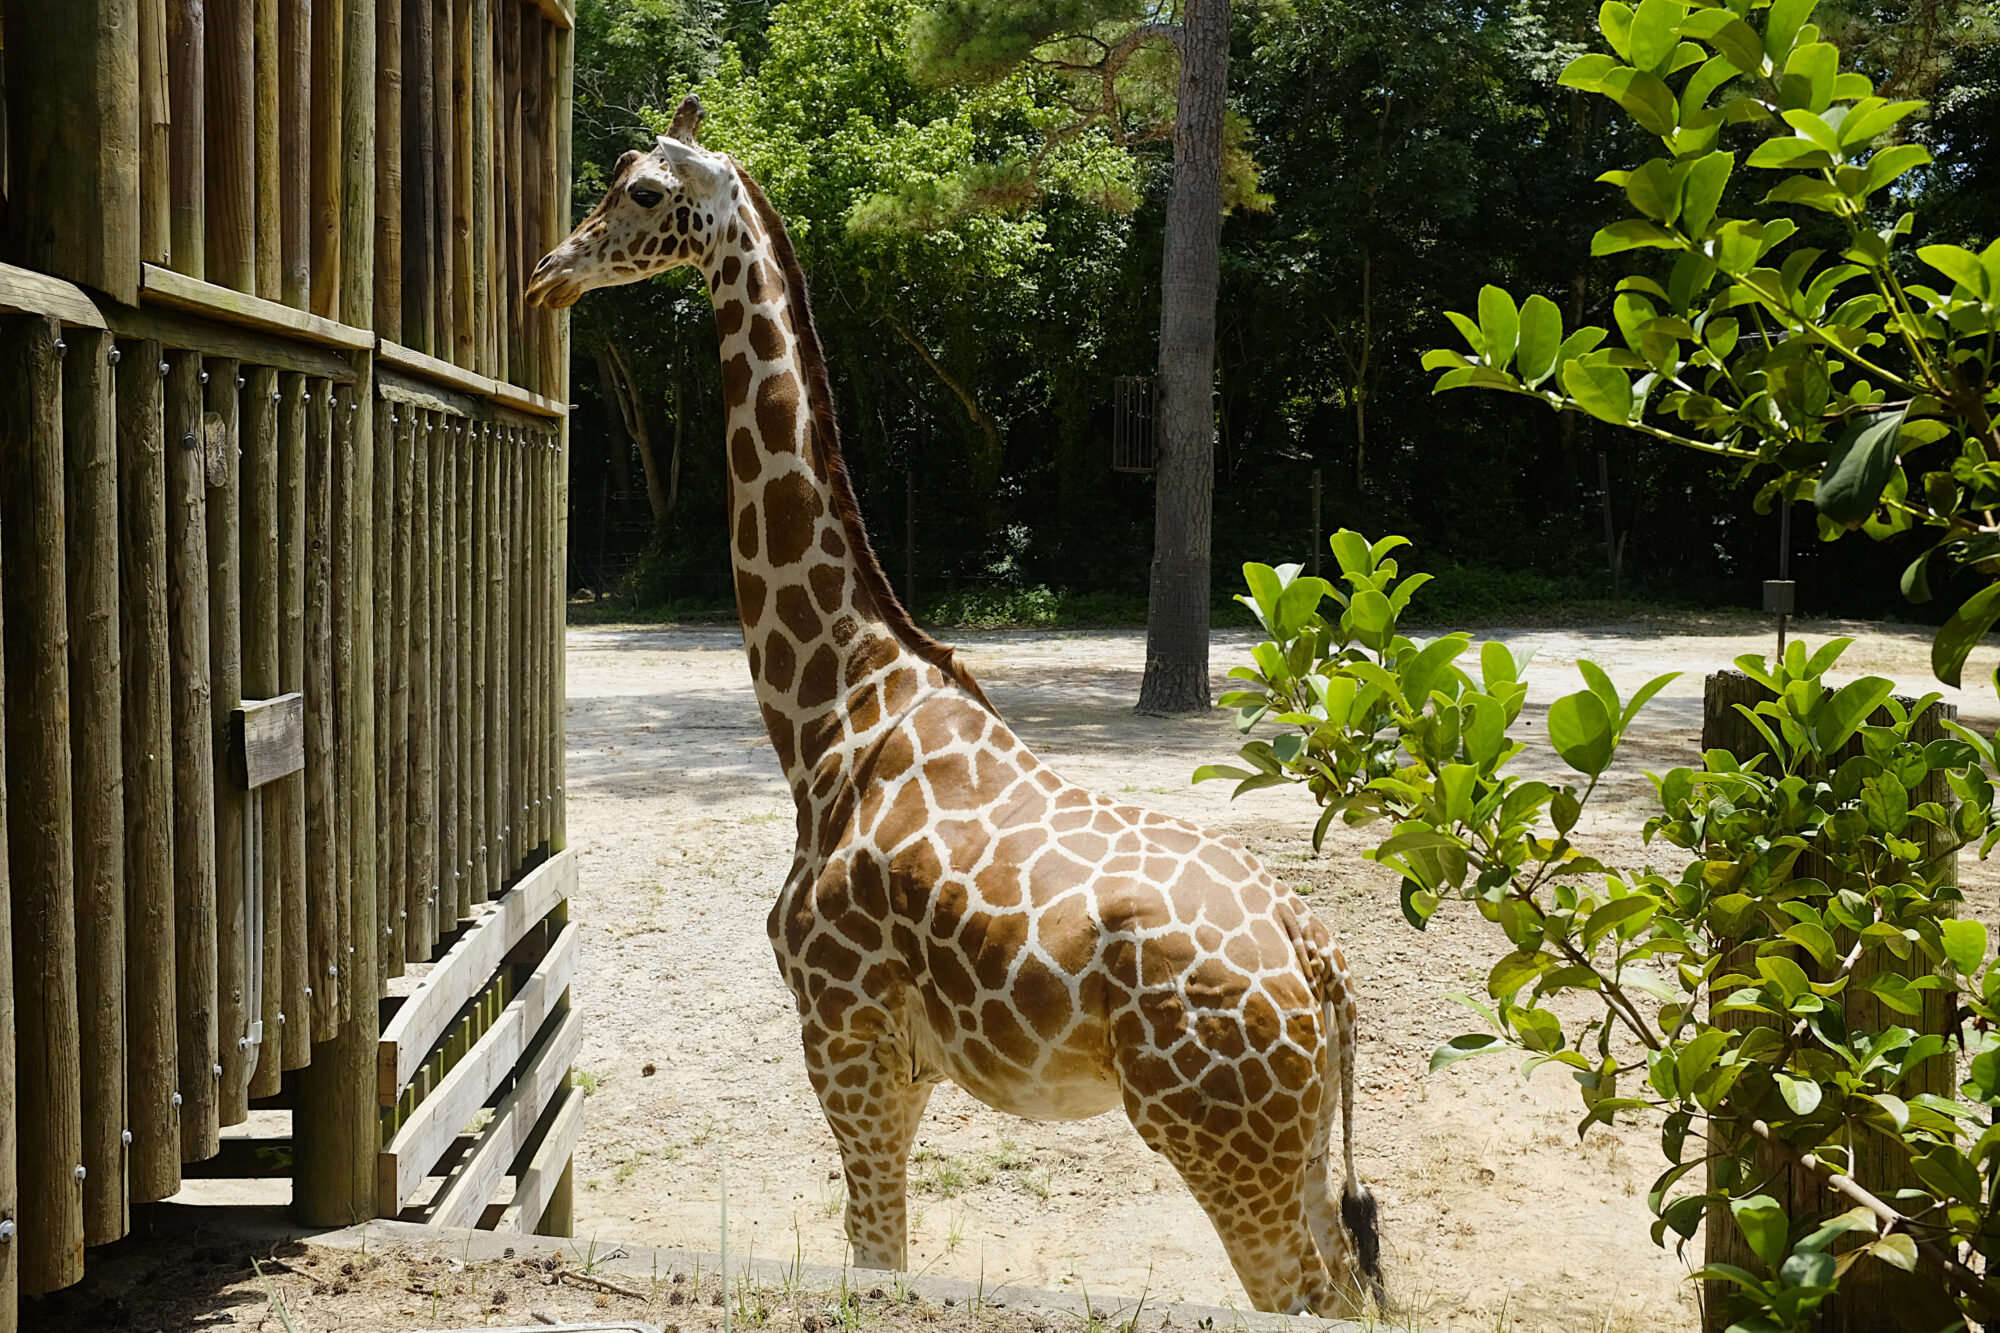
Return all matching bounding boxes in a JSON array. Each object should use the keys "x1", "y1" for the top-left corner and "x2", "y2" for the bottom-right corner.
[{"x1": 1340, "y1": 1184, "x2": 1385, "y2": 1310}]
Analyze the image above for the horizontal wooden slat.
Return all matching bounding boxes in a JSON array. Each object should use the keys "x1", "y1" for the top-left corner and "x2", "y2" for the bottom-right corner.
[
  {"x1": 499, "y1": 1076, "x2": 585, "y2": 1235},
  {"x1": 532, "y1": 0, "x2": 576, "y2": 30},
  {"x1": 377, "y1": 368, "x2": 562, "y2": 433},
  {"x1": 377, "y1": 924, "x2": 579, "y2": 1213},
  {"x1": 378, "y1": 339, "x2": 567, "y2": 419},
  {"x1": 427, "y1": 977, "x2": 581, "y2": 1230},
  {"x1": 143, "y1": 263, "x2": 375, "y2": 349},
  {"x1": 98, "y1": 301, "x2": 359, "y2": 380},
  {"x1": 0, "y1": 261, "x2": 108, "y2": 327},
  {"x1": 378, "y1": 848, "x2": 574, "y2": 1101},
  {"x1": 231, "y1": 692, "x2": 306, "y2": 788}
]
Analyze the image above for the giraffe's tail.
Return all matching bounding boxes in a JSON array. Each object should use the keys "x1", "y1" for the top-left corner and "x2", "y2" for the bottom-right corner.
[{"x1": 1323, "y1": 974, "x2": 1385, "y2": 1309}]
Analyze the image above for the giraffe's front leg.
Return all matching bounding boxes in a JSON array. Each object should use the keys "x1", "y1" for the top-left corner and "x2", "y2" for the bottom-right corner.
[{"x1": 799, "y1": 1017, "x2": 933, "y2": 1272}]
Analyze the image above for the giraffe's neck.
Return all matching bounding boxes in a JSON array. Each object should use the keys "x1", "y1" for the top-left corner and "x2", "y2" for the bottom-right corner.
[{"x1": 701, "y1": 174, "x2": 968, "y2": 818}]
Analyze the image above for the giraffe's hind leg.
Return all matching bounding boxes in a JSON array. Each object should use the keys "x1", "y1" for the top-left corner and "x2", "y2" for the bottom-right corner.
[{"x1": 798, "y1": 1015, "x2": 933, "y2": 1273}]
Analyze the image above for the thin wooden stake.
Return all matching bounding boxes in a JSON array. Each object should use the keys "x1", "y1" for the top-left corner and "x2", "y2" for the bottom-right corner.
[
  {"x1": 386, "y1": 405, "x2": 412, "y2": 978},
  {"x1": 277, "y1": 371, "x2": 312, "y2": 1067},
  {"x1": 372, "y1": 394, "x2": 396, "y2": 978},
  {"x1": 205, "y1": 358, "x2": 250, "y2": 1125},
  {"x1": 254, "y1": 0, "x2": 283, "y2": 300},
  {"x1": 303, "y1": 381, "x2": 340, "y2": 1038},
  {"x1": 168, "y1": 0, "x2": 208, "y2": 280},
  {"x1": 279, "y1": 0, "x2": 313, "y2": 308},
  {"x1": 408, "y1": 415, "x2": 436, "y2": 959},
  {"x1": 374, "y1": 0, "x2": 404, "y2": 345},
  {"x1": 242, "y1": 365, "x2": 284, "y2": 1100}
]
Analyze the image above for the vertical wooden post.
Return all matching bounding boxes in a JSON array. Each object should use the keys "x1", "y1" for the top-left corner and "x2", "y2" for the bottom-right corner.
[
  {"x1": 485, "y1": 422, "x2": 503, "y2": 894},
  {"x1": 2, "y1": 315, "x2": 86, "y2": 1293},
  {"x1": 293, "y1": 357, "x2": 379, "y2": 1229},
  {"x1": 0, "y1": 552, "x2": 16, "y2": 1326},
  {"x1": 140, "y1": 0, "x2": 173, "y2": 266},
  {"x1": 164, "y1": 349, "x2": 220, "y2": 1161},
  {"x1": 339, "y1": 0, "x2": 378, "y2": 330},
  {"x1": 204, "y1": 0, "x2": 257, "y2": 291},
  {"x1": 4, "y1": 0, "x2": 143, "y2": 303},
  {"x1": 372, "y1": 396, "x2": 396, "y2": 977},
  {"x1": 432, "y1": 0, "x2": 457, "y2": 362},
  {"x1": 243, "y1": 366, "x2": 285, "y2": 1100},
  {"x1": 374, "y1": 0, "x2": 404, "y2": 346},
  {"x1": 553, "y1": 20, "x2": 572, "y2": 852},
  {"x1": 530, "y1": 434, "x2": 546, "y2": 848},
  {"x1": 308, "y1": 0, "x2": 344, "y2": 316},
  {"x1": 278, "y1": 0, "x2": 312, "y2": 308},
  {"x1": 63, "y1": 329, "x2": 129, "y2": 1245},
  {"x1": 457, "y1": 432, "x2": 474, "y2": 912},
  {"x1": 518, "y1": 14, "x2": 544, "y2": 394},
  {"x1": 254, "y1": 0, "x2": 283, "y2": 300},
  {"x1": 386, "y1": 405, "x2": 411, "y2": 978},
  {"x1": 408, "y1": 415, "x2": 436, "y2": 959},
  {"x1": 507, "y1": 431, "x2": 524, "y2": 866},
  {"x1": 438, "y1": 421, "x2": 460, "y2": 929},
  {"x1": 303, "y1": 382, "x2": 340, "y2": 1039},
  {"x1": 500, "y1": 0, "x2": 521, "y2": 385},
  {"x1": 470, "y1": 0, "x2": 493, "y2": 377},
  {"x1": 168, "y1": 0, "x2": 208, "y2": 280},
  {"x1": 452, "y1": 0, "x2": 475, "y2": 367},
  {"x1": 277, "y1": 372, "x2": 312, "y2": 1069},
  {"x1": 117, "y1": 339, "x2": 180, "y2": 1204},
  {"x1": 329, "y1": 388, "x2": 355, "y2": 1010},
  {"x1": 403, "y1": 0, "x2": 438, "y2": 354},
  {"x1": 469, "y1": 425, "x2": 488, "y2": 902},
  {"x1": 205, "y1": 358, "x2": 250, "y2": 1124}
]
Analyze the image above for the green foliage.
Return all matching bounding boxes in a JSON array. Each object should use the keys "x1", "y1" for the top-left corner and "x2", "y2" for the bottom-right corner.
[
  {"x1": 1424, "y1": 0, "x2": 2000, "y2": 687},
  {"x1": 1207, "y1": 530, "x2": 2000, "y2": 1325}
]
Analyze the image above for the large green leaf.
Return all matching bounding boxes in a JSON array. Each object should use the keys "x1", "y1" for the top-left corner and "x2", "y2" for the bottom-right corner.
[
  {"x1": 1477, "y1": 286, "x2": 1520, "y2": 369},
  {"x1": 1815, "y1": 404, "x2": 1908, "y2": 525},
  {"x1": 1563, "y1": 359, "x2": 1636, "y2": 424},
  {"x1": 1814, "y1": 675, "x2": 1894, "y2": 755},
  {"x1": 1680, "y1": 151, "x2": 1732, "y2": 235},
  {"x1": 1933, "y1": 582, "x2": 2000, "y2": 688},
  {"x1": 1731, "y1": 1194, "x2": 1791, "y2": 1272},
  {"x1": 1941, "y1": 918, "x2": 1989, "y2": 976},
  {"x1": 1515, "y1": 295, "x2": 1563, "y2": 386},
  {"x1": 1549, "y1": 689, "x2": 1617, "y2": 776}
]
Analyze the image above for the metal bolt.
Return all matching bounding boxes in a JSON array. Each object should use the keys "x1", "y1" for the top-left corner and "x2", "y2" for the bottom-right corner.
[
  {"x1": 328, "y1": 963, "x2": 338, "y2": 977},
  {"x1": 199, "y1": 369, "x2": 209, "y2": 384},
  {"x1": 237, "y1": 1037, "x2": 249, "y2": 1052},
  {"x1": 304, "y1": 985, "x2": 314, "y2": 998},
  {"x1": 74, "y1": 1165, "x2": 86, "y2": 1182},
  {"x1": 171, "y1": 1092, "x2": 183, "y2": 1108},
  {"x1": 1, "y1": 1221, "x2": 16, "y2": 1242},
  {"x1": 235, "y1": 374, "x2": 245, "y2": 390},
  {"x1": 53, "y1": 339, "x2": 66, "y2": 354},
  {"x1": 121, "y1": 1130, "x2": 132, "y2": 1146},
  {"x1": 271, "y1": 389, "x2": 281, "y2": 402},
  {"x1": 278, "y1": 1012, "x2": 286, "y2": 1025},
  {"x1": 181, "y1": 432, "x2": 198, "y2": 450},
  {"x1": 108, "y1": 347, "x2": 121, "y2": 365},
  {"x1": 158, "y1": 360, "x2": 170, "y2": 376},
  {"x1": 212, "y1": 1063, "x2": 222, "y2": 1077}
]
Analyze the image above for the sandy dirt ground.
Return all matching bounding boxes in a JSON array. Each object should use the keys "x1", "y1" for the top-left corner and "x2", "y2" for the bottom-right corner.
[{"x1": 559, "y1": 613, "x2": 2000, "y2": 1333}]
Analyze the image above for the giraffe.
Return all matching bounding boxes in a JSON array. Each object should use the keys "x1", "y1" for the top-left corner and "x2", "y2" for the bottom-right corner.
[{"x1": 528, "y1": 96, "x2": 1385, "y2": 1317}]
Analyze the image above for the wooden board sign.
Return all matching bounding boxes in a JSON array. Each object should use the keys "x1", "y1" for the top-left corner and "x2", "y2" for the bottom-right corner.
[{"x1": 231, "y1": 692, "x2": 306, "y2": 789}]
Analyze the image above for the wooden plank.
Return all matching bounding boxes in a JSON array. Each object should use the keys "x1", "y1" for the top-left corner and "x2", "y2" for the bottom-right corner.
[
  {"x1": 117, "y1": 338, "x2": 182, "y2": 1204},
  {"x1": 168, "y1": 0, "x2": 208, "y2": 280},
  {"x1": 302, "y1": 381, "x2": 341, "y2": 1040},
  {"x1": 141, "y1": 264, "x2": 375, "y2": 352},
  {"x1": 309, "y1": 0, "x2": 344, "y2": 317},
  {"x1": 279, "y1": 0, "x2": 312, "y2": 308},
  {"x1": 96, "y1": 297, "x2": 358, "y2": 383},
  {"x1": 205, "y1": 357, "x2": 251, "y2": 1126},
  {"x1": 241, "y1": 366, "x2": 285, "y2": 1102},
  {"x1": 375, "y1": 370, "x2": 558, "y2": 430},
  {"x1": 204, "y1": 0, "x2": 257, "y2": 291},
  {"x1": 5, "y1": 0, "x2": 144, "y2": 303},
  {"x1": 498, "y1": 1077, "x2": 582, "y2": 1233},
  {"x1": 376, "y1": 849, "x2": 574, "y2": 1099},
  {"x1": 230, "y1": 694, "x2": 307, "y2": 790},
  {"x1": 2, "y1": 315, "x2": 87, "y2": 1292},
  {"x1": 64, "y1": 328, "x2": 130, "y2": 1246},
  {"x1": 165, "y1": 348, "x2": 222, "y2": 1162},
  {"x1": 254, "y1": 0, "x2": 283, "y2": 300},
  {"x1": 377, "y1": 921, "x2": 578, "y2": 1212},
  {"x1": 141, "y1": 0, "x2": 172, "y2": 266},
  {"x1": 531, "y1": 0, "x2": 574, "y2": 28},
  {"x1": 375, "y1": 340, "x2": 564, "y2": 418},
  {"x1": 374, "y1": 0, "x2": 404, "y2": 345},
  {"x1": 430, "y1": 983, "x2": 581, "y2": 1230},
  {"x1": 277, "y1": 372, "x2": 312, "y2": 1070},
  {"x1": 340, "y1": 0, "x2": 379, "y2": 329},
  {"x1": 0, "y1": 264, "x2": 107, "y2": 330}
]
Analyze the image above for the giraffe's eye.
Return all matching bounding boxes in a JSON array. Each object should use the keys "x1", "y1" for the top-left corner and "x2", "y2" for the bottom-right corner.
[{"x1": 628, "y1": 185, "x2": 664, "y2": 209}]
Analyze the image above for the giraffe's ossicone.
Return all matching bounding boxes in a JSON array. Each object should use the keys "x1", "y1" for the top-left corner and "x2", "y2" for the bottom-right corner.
[{"x1": 529, "y1": 95, "x2": 1386, "y2": 1318}]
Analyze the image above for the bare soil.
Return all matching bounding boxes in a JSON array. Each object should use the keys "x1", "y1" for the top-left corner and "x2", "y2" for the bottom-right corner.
[{"x1": 549, "y1": 614, "x2": 2000, "y2": 1333}]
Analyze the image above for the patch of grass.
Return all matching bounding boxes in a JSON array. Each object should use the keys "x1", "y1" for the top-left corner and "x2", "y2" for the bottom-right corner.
[
  {"x1": 911, "y1": 1142, "x2": 1036, "y2": 1198},
  {"x1": 573, "y1": 1069, "x2": 603, "y2": 1097}
]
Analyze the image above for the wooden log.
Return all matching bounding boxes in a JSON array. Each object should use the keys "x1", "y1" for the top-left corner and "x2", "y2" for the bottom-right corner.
[
  {"x1": 373, "y1": 0, "x2": 403, "y2": 345},
  {"x1": 433, "y1": 0, "x2": 457, "y2": 364},
  {"x1": 534, "y1": 18, "x2": 562, "y2": 400},
  {"x1": 528, "y1": 434, "x2": 544, "y2": 849},
  {"x1": 552, "y1": 21, "x2": 572, "y2": 854},
  {"x1": 254, "y1": 0, "x2": 283, "y2": 301},
  {"x1": 470, "y1": 0, "x2": 493, "y2": 377},
  {"x1": 500, "y1": 0, "x2": 521, "y2": 385},
  {"x1": 168, "y1": 0, "x2": 208, "y2": 280},
  {"x1": 386, "y1": 404, "x2": 411, "y2": 979},
  {"x1": 2, "y1": 316, "x2": 86, "y2": 1292},
  {"x1": 141, "y1": 0, "x2": 172, "y2": 266},
  {"x1": 308, "y1": 0, "x2": 344, "y2": 316},
  {"x1": 242, "y1": 365, "x2": 284, "y2": 1101},
  {"x1": 452, "y1": 0, "x2": 475, "y2": 368},
  {"x1": 439, "y1": 421, "x2": 461, "y2": 929},
  {"x1": 408, "y1": 415, "x2": 437, "y2": 961},
  {"x1": 352, "y1": 372, "x2": 380, "y2": 1016},
  {"x1": 303, "y1": 381, "x2": 340, "y2": 1039},
  {"x1": 0, "y1": 574, "x2": 16, "y2": 1321},
  {"x1": 292, "y1": 353, "x2": 380, "y2": 1229},
  {"x1": 508, "y1": 430, "x2": 524, "y2": 867},
  {"x1": 278, "y1": 0, "x2": 312, "y2": 308},
  {"x1": 371, "y1": 397, "x2": 395, "y2": 989},
  {"x1": 277, "y1": 371, "x2": 312, "y2": 1068},
  {"x1": 458, "y1": 431, "x2": 475, "y2": 912},
  {"x1": 486, "y1": 422, "x2": 503, "y2": 895},
  {"x1": 518, "y1": 14, "x2": 544, "y2": 395},
  {"x1": 117, "y1": 338, "x2": 181, "y2": 1203},
  {"x1": 4, "y1": 0, "x2": 143, "y2": 303},
  {"x1": 330, "y1": 386, "x2": 356, "y2": 1013},
  {"x1": 502, "y1": 1081, "x2": 581, "y2": 1234},
  {"x1": 205, "y1": 357, "x2": 251, "y2": 1125},
  {"x1": 402, "y1": 0, "x2": 437, "y2": 355},
  {"x1": 164, "y1": 348, "x2": 221, "y2": 1162},
  {"x1": 204, "y1": 0, "x2": 257, "y2": 291},
  {"x1": 63, "y1": 329, "x2": 129, "y2": 1245},
  {"x1": 339, "y1": 0, "x2": 379, "y2": 330},
  {"x1": 469, "y1": 426, "x2": 488, "y2": 902}
]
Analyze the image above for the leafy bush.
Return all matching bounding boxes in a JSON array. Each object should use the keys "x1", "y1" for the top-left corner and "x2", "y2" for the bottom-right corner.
[{"x1": 1204, "y1": 532, "x2": 2000, "y2": 1328}]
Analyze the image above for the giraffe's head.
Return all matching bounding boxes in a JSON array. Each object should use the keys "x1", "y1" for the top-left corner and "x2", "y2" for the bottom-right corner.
[{"x1": 526, "y1": 95, "x2": 733, "y2": 309}]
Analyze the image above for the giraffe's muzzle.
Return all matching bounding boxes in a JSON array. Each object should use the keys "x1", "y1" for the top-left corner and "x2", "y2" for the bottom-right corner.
[{"x1": 525, "y1": 248, "x2": 583, "y2": 309}]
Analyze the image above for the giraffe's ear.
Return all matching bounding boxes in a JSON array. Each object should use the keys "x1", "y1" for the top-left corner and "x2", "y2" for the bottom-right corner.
[{"x1": 667, "y1": 94, "x2": 704, "y2": 145}]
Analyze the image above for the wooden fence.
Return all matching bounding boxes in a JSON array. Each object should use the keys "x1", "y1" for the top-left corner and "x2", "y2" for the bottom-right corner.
[{"x1": 0, "y1": 2, "x2": 580, "y2": 1327}]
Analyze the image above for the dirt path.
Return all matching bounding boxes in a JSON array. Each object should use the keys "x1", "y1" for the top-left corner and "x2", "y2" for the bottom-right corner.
[{"x1": 561, "y1": 615, "x2": 2000, "y2": 1333}]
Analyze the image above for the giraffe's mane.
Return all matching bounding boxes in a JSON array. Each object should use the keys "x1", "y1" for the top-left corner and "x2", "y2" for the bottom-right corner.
[{"x1": 728, "y1": 159, "x2": 996, "y2": 717}]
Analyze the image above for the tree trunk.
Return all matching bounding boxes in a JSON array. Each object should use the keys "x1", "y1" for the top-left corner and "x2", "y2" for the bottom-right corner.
[
  {"x1": 1136, "y1": 0, "x2": 1228, "y2": 717},
  {"x1": 600, "y1": 343, "x2": 668, "y2": 525}
]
